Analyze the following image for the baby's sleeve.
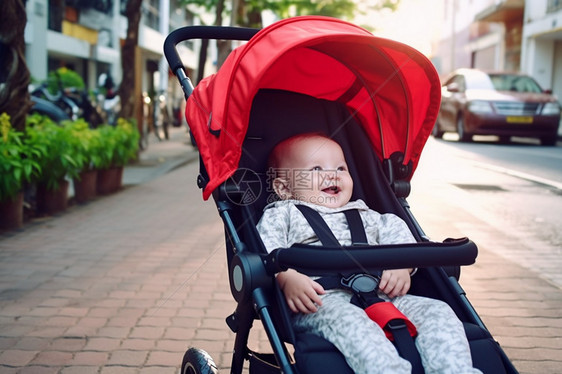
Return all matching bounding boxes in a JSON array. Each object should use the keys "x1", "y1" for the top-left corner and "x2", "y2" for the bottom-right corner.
[{"x1": 256, "y1": 206, "x2": 290, "y2": 253}]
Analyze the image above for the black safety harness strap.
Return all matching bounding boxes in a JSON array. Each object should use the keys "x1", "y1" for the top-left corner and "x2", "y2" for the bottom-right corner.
[
  {"x1": 342, "y1": 209, "x2": 369, "y2": 246},
  {"x1": 294, "y1": 204, "x2": 340, "y2": 246},
  {"x1": 294, "y1": 204, "x2": 423, "y2": 373}
]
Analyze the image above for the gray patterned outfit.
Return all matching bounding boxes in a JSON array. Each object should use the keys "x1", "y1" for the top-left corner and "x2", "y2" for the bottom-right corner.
[{"x1": 256, "y1": 199, "x2": 481, "y2": 374}]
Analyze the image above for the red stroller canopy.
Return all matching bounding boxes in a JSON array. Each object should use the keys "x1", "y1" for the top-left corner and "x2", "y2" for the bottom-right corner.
[{"x1": 185, "y1": 16, "x2": 441, "y2": 200}]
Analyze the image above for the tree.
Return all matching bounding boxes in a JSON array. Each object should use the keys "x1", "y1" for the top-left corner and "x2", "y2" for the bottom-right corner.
[
  {"x1": 182, "y1": 0, "x2": 401, "y2": 78},
  {"x1": 184, "y1": 0, "x2": 228, "y2": 83},
  {"x1": 0, "y1": 0, "x2": 31, "y2": 131},
  {"x1": 237, "y1": 0, "x2": 357, "y2": 27},
  {"x1": 119, "y1": 0, "x2": 143, "y2": 120}
]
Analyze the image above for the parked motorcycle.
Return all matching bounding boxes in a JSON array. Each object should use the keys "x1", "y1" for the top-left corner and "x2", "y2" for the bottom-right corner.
[
  {"x1": 29, "y1": 96, "x2": 70, "y2": 123},
  {"x1": 31, "y1": 77, "x2": 105, "y2": 127},
  {"x1": 94, "y1": 87, "x2": 120, "y2": 126},
  {"x1": 64, "y1": 86, "x2": 105, "y2": 127},
  {"x1": 30, "y1": 82, "x2": 80, "y2": 121}
]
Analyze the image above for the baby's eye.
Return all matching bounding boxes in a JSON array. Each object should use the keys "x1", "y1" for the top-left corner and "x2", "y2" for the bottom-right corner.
[
  {"x1": 311, "y1": 166, "x2": 322, "y2": 171},
  {"x1": 337, "y1": 166, "x2": 347, "y2": 171}
]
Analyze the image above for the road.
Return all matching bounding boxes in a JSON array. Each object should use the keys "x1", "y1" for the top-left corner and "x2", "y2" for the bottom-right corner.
[
  {"x1": 437, "y1": 135, "x2": 562, "y2": 185},
  {"x1": 409, "y1": 136, "x2": 562, "y2": 288}
]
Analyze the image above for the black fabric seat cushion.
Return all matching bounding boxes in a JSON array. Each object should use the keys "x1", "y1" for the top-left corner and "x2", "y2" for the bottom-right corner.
[{"x1": 291, "y1": 323, "x2": 507, "y2": 374}]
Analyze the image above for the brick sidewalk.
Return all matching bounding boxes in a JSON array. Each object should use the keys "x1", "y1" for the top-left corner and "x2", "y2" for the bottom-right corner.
[
  {"x1": 410, "y1": 194, "x2": 562, "y2": 374},
  {"x1": 0, "y1": 161, "x2": 238, "y2": 373},
  {"x1": 1, "y1": 130, "x2": 561, "y2": 373}
]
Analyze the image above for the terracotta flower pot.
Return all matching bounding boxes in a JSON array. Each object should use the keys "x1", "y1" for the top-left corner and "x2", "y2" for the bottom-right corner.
[
  {"x1": 96, "y1": 166, "x2": 123, "y2": 195},
  {"x1": 73, "y1": 169, "x2": 98, "y2": 203},
  {"x1": 36, "y1": 179, "x2": 69, "y2": 215},
  {"x1": 0, "y1": 192, "x2": 24, "y2": 231}
]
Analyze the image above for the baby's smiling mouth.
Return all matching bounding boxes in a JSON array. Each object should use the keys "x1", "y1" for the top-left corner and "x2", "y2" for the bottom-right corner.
[{"x1": 322, "y1": 186, "x2": 340, "y2": 195}]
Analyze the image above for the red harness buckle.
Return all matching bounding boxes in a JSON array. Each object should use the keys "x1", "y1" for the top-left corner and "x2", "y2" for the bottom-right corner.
[{"x1": 365, "y1": 302, "x2": 417, "y2": 341}]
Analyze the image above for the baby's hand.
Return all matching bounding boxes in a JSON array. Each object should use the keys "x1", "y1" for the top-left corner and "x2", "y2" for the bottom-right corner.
[
  {"x1": 277, "y1": 269, "x2": 325, "y2": 314},
  {"x1": 379, "y1": 269, "x2": 411, "y2": 298}
]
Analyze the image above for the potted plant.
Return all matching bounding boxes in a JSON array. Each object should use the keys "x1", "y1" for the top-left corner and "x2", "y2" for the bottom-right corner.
[
  {"x1": 46, "y1": 67, "x2": 85, "y2": 94},
  {"x1": 0, "y1": 113, "x2": 43, "y2": 230},
  {"x1": 96, "y1": 118, "x2": 139, "y2": 194},
  {"x1": 64, "y1": 119, "x2": 103, "y2": 203},
  {"x1": 112, "y1": 118, "x2": 140, "y2": 168},
  {"x1": 25, "y1": 114, "x2": 80, "y2": 215}
]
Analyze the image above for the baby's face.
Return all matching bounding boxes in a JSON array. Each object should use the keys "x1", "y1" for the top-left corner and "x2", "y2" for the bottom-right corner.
[{"x1": 275, "y1": 136, "x2": 353, "y2": 209}]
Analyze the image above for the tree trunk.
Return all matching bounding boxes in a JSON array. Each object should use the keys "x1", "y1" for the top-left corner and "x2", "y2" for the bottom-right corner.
[
  {"x1": 237, "y1": 0, "x2": 262, "y2": 28},
  {"x1": 0, "y1": 0, "x2": 31, "y2": 131},
  {"x1": 212, "y1": 0, "x2": 260, "y2": 70},
  {"x1": 196, "y1": 39, "x2": 209, "y2": 84},
  {"x1": 119, "y1": 0, "x2": 143, "y2": 120},
  {"x1": 195, "y1": 0, "x2": 227, "y2": 81}
]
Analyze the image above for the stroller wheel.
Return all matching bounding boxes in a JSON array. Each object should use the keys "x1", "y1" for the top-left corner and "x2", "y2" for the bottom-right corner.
[{"x1": 181, "y1": 347, "x2": 218, "y2": 374}]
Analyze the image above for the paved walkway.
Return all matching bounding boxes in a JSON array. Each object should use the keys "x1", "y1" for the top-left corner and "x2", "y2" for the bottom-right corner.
[{"x1": 0, "y1": 127, "x2": 561, "y2": 373}]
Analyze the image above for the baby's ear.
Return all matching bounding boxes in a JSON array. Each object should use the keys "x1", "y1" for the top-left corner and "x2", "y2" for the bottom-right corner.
[{"x1": 272, "y1": 178, "x2": 291, "y2": 200}]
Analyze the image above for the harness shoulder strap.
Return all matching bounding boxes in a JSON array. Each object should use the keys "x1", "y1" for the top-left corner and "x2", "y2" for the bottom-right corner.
[
  {"x1": 294, "y1": 204, "x2": 340, "y2": 246},
  {"x1": 342, "y1": 209, "x2": 369, "y2": 246},
  {"x1": 295, "y1": 205, "x2": 369, "y2": 246}
]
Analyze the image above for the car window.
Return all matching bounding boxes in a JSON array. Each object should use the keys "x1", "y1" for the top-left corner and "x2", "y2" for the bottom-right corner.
[
  {"x1": 454, "y1": 76, "x2": 466, "y2": 92},
  {"x1": 464, "y1": 71, "x2": 495, "y2": 90},
  {"x1": 488, "y1": 74, "x2": 543, "y2": 93},
  {"x1": 443, "y1": 76, "x2": 455, "y2": 86},
  {"x1": 443, "y1": 75, "x2": 466, "y2": 92}
]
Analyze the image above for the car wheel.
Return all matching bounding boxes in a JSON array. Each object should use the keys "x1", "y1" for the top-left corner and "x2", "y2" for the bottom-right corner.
[
  {"x1": 540, "y1": 135, "x2": 557, "y2": 146},
  {"x1": 182, "y1": 348, "x2": 218, "y2": 374},
  {"x1": 432, "y1": 120, "x2": 444, "y2": 139},
  {"x1": 456, "y1": 115, "x2": 472, "y2": 142}
]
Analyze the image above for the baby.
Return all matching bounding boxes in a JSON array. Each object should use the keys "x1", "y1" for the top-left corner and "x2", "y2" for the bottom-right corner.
[{"x1": 257, "y1": 133, "x2": 481, "y2": 374}]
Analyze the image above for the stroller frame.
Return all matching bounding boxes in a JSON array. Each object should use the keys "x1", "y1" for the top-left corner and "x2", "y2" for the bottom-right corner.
[{"x1": 164, "y1": 18, "x2": 518, "y2": 374}]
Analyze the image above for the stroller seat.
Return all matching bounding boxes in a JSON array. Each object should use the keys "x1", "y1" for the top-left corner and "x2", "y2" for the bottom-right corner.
[
  {"x1": 220, "y1": 89, "x2": 514, "y2": 374},
  {"x1": 164, "y1": 16, "x2": 519, "y2": 374}
]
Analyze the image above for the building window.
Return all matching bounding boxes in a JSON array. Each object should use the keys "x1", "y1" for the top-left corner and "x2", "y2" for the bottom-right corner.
[
  {"x1": 143, "y1": 0, "x2": 160, "y2": 30},
  {"x1": 48, "y1": 0, "x2": 64, "y2": 31},
  {"x1": 66, "y1": 0, "x2": 113, "y2": 14},
  {"x1": 547, "y1": 0, "x2": 562, "y2": 13}
]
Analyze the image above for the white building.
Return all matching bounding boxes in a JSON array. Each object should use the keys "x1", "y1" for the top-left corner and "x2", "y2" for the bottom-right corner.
[
  {"x1": 24, "y1": 0, "x2": 204, "y2": 108},
  {"x1": 435, "y1": 0, "x2": 561, "y2": 102},
  {"x1": 435, "y1": 0, "x2": 525, "y2": 77},
  {"x1": 521, "y1": 0, "x2": 562, "y2": 102}
]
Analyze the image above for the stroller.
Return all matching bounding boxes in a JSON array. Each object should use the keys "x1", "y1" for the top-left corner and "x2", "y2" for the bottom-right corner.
[{"x1": 164, "y1": 16, "x2": 518, "y2": 374}]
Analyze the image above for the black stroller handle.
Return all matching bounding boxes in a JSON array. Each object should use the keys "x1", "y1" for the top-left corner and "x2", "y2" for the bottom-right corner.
[
  {"x1": 266, "y1": 238, "x2": 478, "y2": 276},
  {"x1": 164, "y1": 26, "x2": 259, "y2": 99}
]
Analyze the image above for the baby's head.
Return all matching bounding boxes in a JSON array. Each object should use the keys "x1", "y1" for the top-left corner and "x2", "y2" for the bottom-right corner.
[{"x1": 268, "y1": 133, "x2": 353, "y2": 209}]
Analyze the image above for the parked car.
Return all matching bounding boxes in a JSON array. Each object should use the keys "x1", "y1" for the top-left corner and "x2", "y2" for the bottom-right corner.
[{"x1": 433, "y1": 68, "x2": 561, "y2": 145}]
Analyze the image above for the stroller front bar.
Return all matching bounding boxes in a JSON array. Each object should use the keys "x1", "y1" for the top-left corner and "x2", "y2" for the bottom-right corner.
[
  {"x1": 266, "y1": 238, "x2": 478, "y2": 276},
  {"x1": 228, "y1": 237, "x2": 477, "y2": 304}
]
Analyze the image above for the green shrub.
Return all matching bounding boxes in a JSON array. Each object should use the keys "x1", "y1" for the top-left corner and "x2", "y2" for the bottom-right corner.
[
  {"x1": 113, "y1": 118, "x2": 140, "y2": 167},
  {"x1": 63, "y1": 119, "x2": 104, "y2": 173},
  {"x1": 25, "y1": 114, "x2": 80, "y2": 190},
  {"x1": 97, "y1": 118, "x2": 140, "y2": 169},
  {"x1": 0, "y1": 113, "x2": 43, "y2": 201}
]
